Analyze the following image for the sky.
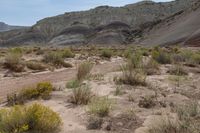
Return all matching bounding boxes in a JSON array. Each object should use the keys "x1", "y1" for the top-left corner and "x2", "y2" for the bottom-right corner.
[{"x1": 0, "y1": 0, "x2": 171, "y2": 26}]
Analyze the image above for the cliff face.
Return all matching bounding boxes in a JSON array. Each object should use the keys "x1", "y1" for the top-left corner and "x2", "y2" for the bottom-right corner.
[{"x1": 0, "y1": 0, "x2": 199, "y2": 46}]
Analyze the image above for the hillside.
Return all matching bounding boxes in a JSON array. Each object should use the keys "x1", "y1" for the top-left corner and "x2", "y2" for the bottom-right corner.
[
  {"x1": 0, "y1": 22, "x2": 26, "y2": 32},
  {"x1": 0, "y1": 0, "x2": 199, "y2": 46}
]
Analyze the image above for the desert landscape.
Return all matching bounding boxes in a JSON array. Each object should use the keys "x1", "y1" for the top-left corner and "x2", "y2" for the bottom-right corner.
[{"x1": 0, "y1": 0, "x2": 200, "y2": 133}]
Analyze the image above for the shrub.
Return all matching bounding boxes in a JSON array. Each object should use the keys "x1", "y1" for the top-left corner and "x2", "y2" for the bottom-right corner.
[
  {"x1": 0, "y1": 103, "x2": 62, "y2": 133},
  {"x1": 115, "y1": 51, "x2": 146, "y2": 86},
  {"x1": 69, "y1": 85, "x2": 92, "y2": 105},
  {"x1": 62, "y1": 62, "x2": 73, "y2": 68},
  {"x1": 7, "y1": 82, "x2": 53, "y2": 105},
  {"x1": 87, "y1": 116, "x2": 103, "y2": 129},
  {"x1": 88, "y1": 97, "x2": 112, "y2": 117},
  {"x1": 138, "y1": 95, "x2": 156, "y2": 108},
  {"x1": 4, "y1": 52, "x2": 25, "y2": 72},
  {"x1": 169, "y1": 64, "x2": 188, "y2": 76},
  {"x1": 101, "y1": 49, "x2": 112, "y2": 58},
  {"x1": 61, "y1": 48, "x2": 75, "y2": 58},
  {"x1": 148, "y1": 116, "x2": 182, "y2": 133},
  {"x1": 143, "y1": 58, "x2": 160, "y2": 75},
  {"x1": 26, "y1": 60, "x2": 46, "y2": 71},
  {"x1": 43, "y1": 52, "x2": 64, "y2": 67},
  {"x1": 152, "y1": 49, "x2": 172, "y2": 64},
  {"x1": 77, "y1": 61, "x2": 93, "y2": 81},
  {"x1": 116, "y1": 66, "x2": 146, "y2": 86},
  {"x1": 36, "y1": 82, "x2": 53, "y2": 99},
  {"x1": 66, "y1": 80, "x2": 81, "y2": 89},
  {"x1": 114, "y1": 86, "x2": 124, "y2": 96}
]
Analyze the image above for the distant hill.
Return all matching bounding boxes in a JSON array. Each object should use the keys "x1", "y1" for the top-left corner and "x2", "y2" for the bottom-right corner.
[
  {"x1": 0, "y1": 22, "x2": 26, "y2": 32},
  {"x1": 0, "y1": 0, "x2": 200, "y2": 47}
]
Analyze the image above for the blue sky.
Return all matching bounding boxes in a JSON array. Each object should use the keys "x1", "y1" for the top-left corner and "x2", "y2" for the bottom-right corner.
[{"x1": 0, "y1": 0, "x2": 171, "y2": 26}]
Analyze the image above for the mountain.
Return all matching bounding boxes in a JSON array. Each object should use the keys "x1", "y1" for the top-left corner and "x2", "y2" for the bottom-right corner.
[
  {"x1": 0, "y1": 0, "x2": 200, "y2": 47},
  {"x1": 0, "y1": 22, "x2": 26, "y2": 32}
]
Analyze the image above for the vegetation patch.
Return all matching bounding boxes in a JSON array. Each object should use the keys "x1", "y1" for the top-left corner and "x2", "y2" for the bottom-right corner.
[
  {"x1": 0, "y1": 103, "x2": 62, "y2": 133},
  {"x1": 69, "y1": 84, "x2": 93, "y2": 105},
  {"x1": 7, "y1": 82, "x2": 53, "y2": 105},
  {"x1": 88, "y1": 97, "x2": 112, "y2": 117},
  {"x1": 26, "y1": 60, "x2": 47, "y2": 71}
]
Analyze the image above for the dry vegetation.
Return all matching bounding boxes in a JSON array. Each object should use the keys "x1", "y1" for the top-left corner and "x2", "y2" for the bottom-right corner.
[{"x1": 0, "y1": 46, "x2": 200, "y2": 133}]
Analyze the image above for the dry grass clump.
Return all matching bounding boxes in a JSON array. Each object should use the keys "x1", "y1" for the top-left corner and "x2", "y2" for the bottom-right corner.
[
  {"x1": 100, "y1": 49, "x2": 113, "y2": 59},
  {"x1": 61, "y1": 48, "x2": 75, "y2": 58},
  {"x1": 77, "y1": 61, "x2": 93, "y2": 81},
  {"x1": 169, "y1": 64, "x2": 188, "y2": 76},
  {"x1": 152, "y1": 48, "x2": 172, "y2": 64},
  {"x1": 138, "y1": 95, "x2": 157, "y2": 108},
  {"x1": 7, "y1": 82, "x2": 53, "y2": 105},
  {"x1": 88, "y1": 97, "x2": 112, "y2": 117},
  {"x1": 143, "y1": 58, "x2": 160, "y2": 75},
  {"x1": 148, "y1": 116, "x2": 182, "y2": 133},
  {"x1": 69, "y1": 84, "x2": 93, "y2": 105},
  {"x1": 43, "y1": 52, "x2": 64, "y2": 67},
  {"x1": 4, "y1": 52, "x2": 25, "y2": 72},
  {"x1": 179, "y1": 49, "x2": 200, "y2": 66},
  {"x1": 0, "y1": 103, "x2": 62, "y2": 133},
  {"x1": 114, "y1": 52, "x2": 146, "y2": 86},
  {"x1": 66, "y1": 79, "x2": 81, "y2": 89},
  {"x1": 149, "y1": 101, "x2": 200, "y2": 133},
  {"x1": 26, "y1": 60, "x2": 47, "y2": 71}
]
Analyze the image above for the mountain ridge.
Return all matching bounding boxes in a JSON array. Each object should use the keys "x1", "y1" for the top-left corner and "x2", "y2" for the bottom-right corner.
[{"x1": 0, "y1": 0, "x2": 199, "y2": 47}]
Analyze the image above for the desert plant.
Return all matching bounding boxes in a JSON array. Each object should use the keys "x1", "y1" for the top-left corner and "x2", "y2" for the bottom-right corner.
[
  {"x1": 148, "y1": 116, "x2": 182, "y2": 133},
  {"x1": 36, "y1": 82, "x2": 53, "y2": 99},
  {"x1": 7, "y1": 82, "x2": 53, "y2": 105},
  {"x1": 69, "y1": 85, "x2": 92, "y2": 105},
  {"x1": 138, "y1": 95, "x2": 157, "y2": 108},
  {"x1": 4, "y1": 52, "x2": 25, "y2": 72},
  {"x1": 66, "y1": 80, "x2": 81, "y2": 89},
  {"x1": 0, "y1": 103, "x2": 62, "y2": 133},
  {"x1": 43, "y1": 52, "x2": 64, "y2": 67},
  {"x1": 115, "y1": 51, "x2": 146, "y2": 86},
  {"x1": 152, "y1": 49, "x2": 172, "y2": 64},
  {"x1": 169, "y1": 64, "x2": 188, "y2": 76},
  {"x1": 101, "y1": 49, "x2": 112, "y2": 58},
  {"x1": 77, "y1": 61, "x2": 93, "y2": 81},
  {"x1": 62, "y1": 62, "x2": 73, "y2": 68},
  {"x1": 143, "y1": 58, "x2": 160, "y2": 75},
  {"x1": 88, "y1": 97, "x2": 112, "y2": 117},
  {"x1": 61, "y1": 48, "x2": 75, "y2": 58},
  {"x1": 26, "y1": 60, "x2": 46, "y2": 71}
]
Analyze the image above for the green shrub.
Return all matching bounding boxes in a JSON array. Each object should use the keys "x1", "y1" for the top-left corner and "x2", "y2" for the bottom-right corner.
[
  {"x1": 69, "y1": 85, "x2": 92, "y2": 105},
  {"x1": 115, "y1": 52, "x2": 146, "y2": 86},
  {"x1": 36, "y1": 82, "x2": 53, "y2": 99},
  {"x1": 26, "y1": 60, "x2": 46, "y2": 71},
  {"x1": 152, "y1": 49, "x2": 172, "y2": 64},
  {"x1": 7, "y1": 82, "x2": 53, "y2": 105},
  {"x1": 43, "y1": 52, "x2": 64, "y2": 67},
  {"x1": 101, "y1": 49, "x2": 112, "y2": 58},
  {"x1": 61, "y1": 48, "x2": 75, "y2": 58},
  {"x1": 4, "y1": 52, "x2": 25, "y2": 72},
  {"x1": 66, "y1": 80, "x2": 81, "y2": 89},
  {"x1": 0, "y1": 103, "x2": 62, "y2": 133},
  {"x1": 88, "y1": 97, "x2": 112, "y2": 117},
  {"x1": 77, "y1": 61, "x2": 93, "y2": 81}
]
